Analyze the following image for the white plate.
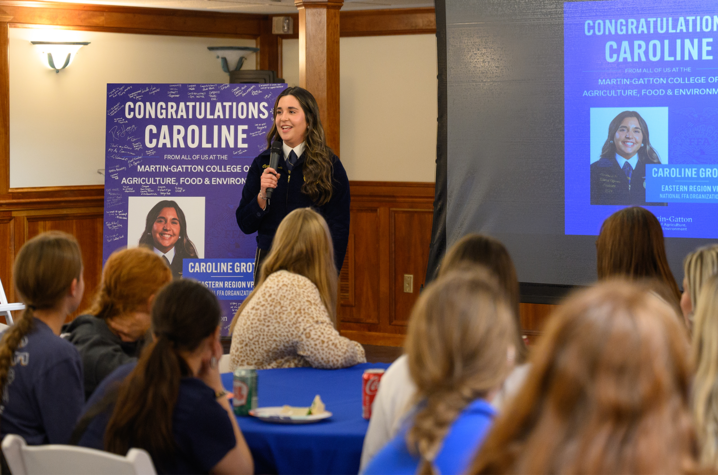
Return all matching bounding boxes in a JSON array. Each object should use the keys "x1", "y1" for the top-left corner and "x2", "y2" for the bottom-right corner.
[{"x1": 249, "y1": 406, "x2": 333, "y2": 424}]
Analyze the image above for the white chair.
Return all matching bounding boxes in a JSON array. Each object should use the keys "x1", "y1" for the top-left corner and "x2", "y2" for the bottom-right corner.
[
  {"x1": 2, "y1": 434, "x2": 156, "y2": 475},
  {"x1": 0, "y1": 278, "x2": 24, "y2": 325}
]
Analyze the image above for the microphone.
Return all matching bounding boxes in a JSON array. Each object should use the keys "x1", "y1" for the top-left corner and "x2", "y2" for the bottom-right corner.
[{"x1": 266, "y1": 140, "x2": 283, "y2": 200}]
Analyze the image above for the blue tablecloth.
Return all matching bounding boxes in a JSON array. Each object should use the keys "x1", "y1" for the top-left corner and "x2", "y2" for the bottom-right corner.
[{"x1": 221, "y1": 362, "x2": 390, "y2": 475}]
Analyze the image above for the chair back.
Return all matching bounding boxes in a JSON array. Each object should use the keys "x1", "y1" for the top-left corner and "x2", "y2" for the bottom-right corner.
[
  {"x1": 2, "y1": 434, "x2": 156, "y2": 475},
  {"x1": 0, "y1": 278, "x2": 24, "y2": 325}
]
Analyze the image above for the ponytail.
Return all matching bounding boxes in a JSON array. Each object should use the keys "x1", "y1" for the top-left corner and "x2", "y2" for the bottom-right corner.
[
  {"x1": 104, "y1": 280, "x2": 221, "y2": 456},
  {"x1": 404, "y1": 269, "x2": 515, "y2": 474},
  {"x1": 105, "y1": 336, "x2": 189, "y2": 456},
  {"x1": 0, "y1": 310, "x2": 35, "y2": 401}
]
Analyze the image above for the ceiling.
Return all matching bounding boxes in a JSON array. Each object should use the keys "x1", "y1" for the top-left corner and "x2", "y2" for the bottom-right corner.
[{"x1": 40, "y1": 0, "x2": 434, "y2": 15}]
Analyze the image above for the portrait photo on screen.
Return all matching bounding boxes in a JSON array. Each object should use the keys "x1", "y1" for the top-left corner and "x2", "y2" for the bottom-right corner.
[
  {"x1": 128, "y1": 196, "x2": 206, "y2": 279},
  {"x1": 589, "y1": 107, "x2": 668, "y2": 206}
]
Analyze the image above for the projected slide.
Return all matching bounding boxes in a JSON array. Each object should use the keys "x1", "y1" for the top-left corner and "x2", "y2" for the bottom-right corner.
[{"x1": 565, "y1": 0, "x2": 718, "y2": 238}]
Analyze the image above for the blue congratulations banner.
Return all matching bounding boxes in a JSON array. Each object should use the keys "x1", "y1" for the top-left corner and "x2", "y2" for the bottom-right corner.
[
  {"x1": 103, "y1": 83, "x2": 286, "y2": 334},
  {"x1": 564, "y1": 0, "x2": 718, "y2": 238}
]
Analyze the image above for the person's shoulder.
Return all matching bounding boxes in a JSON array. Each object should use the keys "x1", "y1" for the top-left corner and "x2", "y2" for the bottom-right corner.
[
  {"x1": 64, "y1": 315, "x2": 109, "y2": 340},
  {"x1": 384, "y1": 355, "x2": 409, "y2": 382},
  {"x1": 176, "y1": 378, "x2": 224, "y2": 419},
  {"x1": 442, "y1": 399, "x2": 495, "y2": 445},
  {"x1": 330, "y1": 153, "x2": 347, "y2": 174},
  {"x1": 179, "y1": 378, "x2": 215, "y2": 402},
  {"x1": 86, "y1": 361, "x2": 136, "y2": 407},
  {"x1": 29, "y1": 323, "x2": 81, "y2": 364},
  {"x1": 266, "y1": 270, "x2": 316, "y2": 291},
  {"x1": 591, "y1": 156, "x2": 617, "y2": 170},
  {"x1": 253, "y1": 147, "x2": 272, "y2": 164}
]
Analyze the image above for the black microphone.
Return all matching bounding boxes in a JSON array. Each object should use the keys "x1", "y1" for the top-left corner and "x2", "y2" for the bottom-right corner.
[{"x1": 266, "y1": 140, "x2": 283, "y2": 200}]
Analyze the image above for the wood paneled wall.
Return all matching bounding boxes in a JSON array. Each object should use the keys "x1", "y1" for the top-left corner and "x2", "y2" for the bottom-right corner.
[
  {"x1": 338, "y1": 182, "x2": 435, "y2": 346},
  {"x1": 0, "y1": 182, "x2": 558, "y2": 337},
  {"x1": 0, "y1": 191, "x2": 105, "y2": 323},
  {"x1": 337, "y1": 181, "x2": 558, "y2": 347}
]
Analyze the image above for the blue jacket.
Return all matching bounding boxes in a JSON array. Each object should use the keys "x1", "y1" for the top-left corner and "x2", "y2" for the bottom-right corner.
[
  {"x1": 363, "y1": 399, "x2": 496, "y2": 475},
  {"x1": 236, "y1": 147, "x2": 351, "y2": 271},
  {"x1": 590, "y1": 156, "x2": 665, "y2": 206}
]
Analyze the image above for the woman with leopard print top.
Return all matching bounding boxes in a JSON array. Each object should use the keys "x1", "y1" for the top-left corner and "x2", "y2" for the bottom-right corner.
[{"x1": 229, "y1": 208, "x2": 365, "y2": 370}]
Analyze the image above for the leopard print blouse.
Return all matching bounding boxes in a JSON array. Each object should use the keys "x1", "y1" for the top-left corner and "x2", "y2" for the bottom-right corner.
[{"x1": 230, "y1": 270, "x2": 366, "y2": 370}]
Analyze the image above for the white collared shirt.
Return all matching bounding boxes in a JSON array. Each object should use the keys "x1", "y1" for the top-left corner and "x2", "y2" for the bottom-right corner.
[
  {"x1": 615, "y1": 153, "x2": 638, "y2": 174},
  {"x1": 282, "y1": 142, "x2": 306, "y2": 162},
  {"x1": 153, "y1": 246, "x2": 175, "y2": 264}
]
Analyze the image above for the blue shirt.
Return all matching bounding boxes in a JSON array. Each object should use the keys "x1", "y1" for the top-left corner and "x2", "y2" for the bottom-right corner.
[
  {"x1": 0, "y1": 319, "x2": 84, "y2": 445},
  {"x1": 363, "y1": 399, "x2": 495, "y2": 475},
  {"x1": 77, "y1": 362, "x2": 237, "y2": 474}
]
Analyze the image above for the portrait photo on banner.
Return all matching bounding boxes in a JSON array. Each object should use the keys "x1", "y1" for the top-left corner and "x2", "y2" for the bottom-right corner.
[{"x1": 127, "y1": 196, "x2": 206, "y2": 279}]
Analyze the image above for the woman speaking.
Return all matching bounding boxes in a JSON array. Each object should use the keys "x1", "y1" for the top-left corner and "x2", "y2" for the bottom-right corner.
[{"x1": 235, "y1": 87, "x2": 350, "y2": 283}]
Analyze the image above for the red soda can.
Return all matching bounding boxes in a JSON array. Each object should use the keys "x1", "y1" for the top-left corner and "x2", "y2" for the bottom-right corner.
[{"x1": 362, "y1": 368, "x2": 385, "y2": 419}]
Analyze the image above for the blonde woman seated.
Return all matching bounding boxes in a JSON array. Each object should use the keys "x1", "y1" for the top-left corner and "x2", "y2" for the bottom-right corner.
[
  {"x1": 361, "y1": 234, "x2": 529, "y2": 471},
  {"x1": 363, "y1": 269, "x2": 516, "y2": 475},
  {"x1": 230, "y1": 208, "x2": 365, "y2": 369},
  {"x1": 65, "y1": 247, "x2": 172, "y2": 399},
  {"x1": 691, "y1": 274, "x2": 718, "y2": 468},
  {"x1": 681, "y1": 244, "x2": 718, "y2": 331},
  {"x1": 470, "y1": 280, "x2": 698, "y2": 474}
]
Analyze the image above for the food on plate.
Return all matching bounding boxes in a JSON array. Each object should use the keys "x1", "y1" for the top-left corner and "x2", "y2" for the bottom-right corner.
[{"x1": 279, "y1": 395, "x2": 326, "y2": 417}]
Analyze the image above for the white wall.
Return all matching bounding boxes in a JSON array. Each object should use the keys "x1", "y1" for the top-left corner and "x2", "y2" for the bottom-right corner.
[
  {"x1": 283, "y1": 35, "x2": 438, "y2": 183},
  {"x1": 9, "y1": 30, "x2": 437, "y2": 187},
  {"x1": 9, "y1": 28, "x2": 256, "y2": 188}
]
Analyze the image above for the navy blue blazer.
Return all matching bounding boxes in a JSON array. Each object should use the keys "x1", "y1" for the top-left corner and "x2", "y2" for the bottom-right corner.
[
  {"x1": 590, "y1": 156, "x2": 664, "y2": 206},
  {"x1": 236, "y1": 147, "x2": 350, "y2": 271}
]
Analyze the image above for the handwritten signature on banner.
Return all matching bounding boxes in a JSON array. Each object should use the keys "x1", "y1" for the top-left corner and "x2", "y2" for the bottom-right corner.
[
  {"x1": 108, "y1": 103, "x2": 123, "y2": 116},
  {"x1": 109, "y1": 124, "x2": 137, "y2": 141},
  {"x1": 128, "y1": 86, "x2": 161, "y2": 100}
]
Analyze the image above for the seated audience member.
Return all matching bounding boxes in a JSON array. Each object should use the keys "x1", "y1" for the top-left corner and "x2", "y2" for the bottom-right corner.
[
  {"x1": 363, "y1": 269, "x2": 516, "y2": 475},
  {"x1": 75, "y1": 280, "x2": 253, "y2": 475},
  {"x1": 596, "y1": 206, "x2": 681, "y2": 310},
  {"x1": 361, "y1": 234, "x2": 529, "y2": 471},
  {"x1": 0, "y1": 232, "x2": 85, "y2": 445},
  {"x1": 230, "y1": 208, "x2": 365, "y2": 369},
  {"x1": 691, "y1": 274, "x2": 718, "y2": 468},
  {"x1": 65, "y1": 247, "x2": 172, "y2": 399},
  {"x1": 470, "y1": 280, "x2": 698, "y2": 475},
  {"x1": 681, "y1": 244, "x2": 718, "y2": 331}
]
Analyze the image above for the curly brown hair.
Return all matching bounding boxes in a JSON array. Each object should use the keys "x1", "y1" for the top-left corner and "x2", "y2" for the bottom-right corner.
[{"x1": 265, "y1": 87, "x2": 335, "y2": 206}]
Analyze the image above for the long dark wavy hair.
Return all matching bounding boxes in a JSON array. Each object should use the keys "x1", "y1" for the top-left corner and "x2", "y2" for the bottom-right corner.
[
  {"x1": 266, "y1": 87, "x2": 335, "y2": 206},
  {"x1": 138, "y1": 200, "x2": 197, "y2": 259},
  {"x1": 104, "y1": 279, "x2": 221, "y2": 457},
  {"x1": 600, "y1": 110, "x2": 661, "y2": 164}
]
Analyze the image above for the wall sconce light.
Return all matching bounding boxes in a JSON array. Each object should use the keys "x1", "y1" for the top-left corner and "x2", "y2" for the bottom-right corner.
[
  {"x1": 208, "y1": 46, "x2": 259, "y2": 74},
  {"x1": 272, "y1": 17, "x2": 294, "y2": 35},
  {"x1": 31, "y1": 41, "x2": 90, "y2": 73}
]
